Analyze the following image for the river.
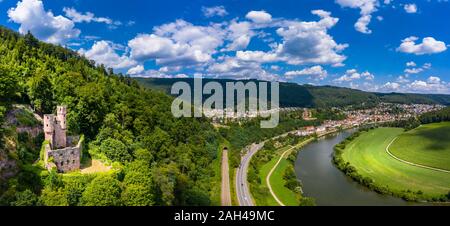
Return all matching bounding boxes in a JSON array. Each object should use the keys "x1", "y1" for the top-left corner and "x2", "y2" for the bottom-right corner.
[{"x1": 294, "y1": 130, "x2": 410, "y2": 206}]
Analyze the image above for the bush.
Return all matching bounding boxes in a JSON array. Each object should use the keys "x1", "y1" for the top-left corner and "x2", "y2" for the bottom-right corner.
[
  {"x1": 11, "y1": 190, "x2": 38, "y2": 206},
  {"x1": 38, "y1": 188, "x2": 69, "y2": 206},
  {"x1": 99, "y1": 138, "x2": 132, "y2": 163},
  {"x1": 81, "y1": 175, "x2": 122, "y2": 206},
  {"x1": 299, "y1": 197, "x2": 316, "y2": 206}
]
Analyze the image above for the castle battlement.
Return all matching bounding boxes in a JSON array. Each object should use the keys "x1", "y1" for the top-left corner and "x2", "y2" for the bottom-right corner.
[{"x1": 43, "y1": 106, "x2": 82, "y2": 173}]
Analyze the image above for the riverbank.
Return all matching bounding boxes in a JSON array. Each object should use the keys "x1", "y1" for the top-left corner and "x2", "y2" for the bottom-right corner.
[
  {"x1": 264, "y1": 138, "x2": 314, "y2": 206},
  {"x1": 295, "y1": 130, "x2": 409, "y2": 206},
  {"x1": 334, "y1": 127, "x2": 450, "y2": 202},
  {"x1": 247, "y1": 134, "x2": 315, "y2": 206}
]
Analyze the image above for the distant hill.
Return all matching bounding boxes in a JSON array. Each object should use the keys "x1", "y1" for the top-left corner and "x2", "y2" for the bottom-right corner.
[{"x1": 135, "y1": 78, "x2": 450, "y2": 108}]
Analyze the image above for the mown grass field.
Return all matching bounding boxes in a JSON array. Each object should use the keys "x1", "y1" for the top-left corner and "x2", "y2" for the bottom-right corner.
[
  {"x1": 389, "y1": 122, "x2": 450, "y2": 171},
  {"x1": 258, "y1": 156, "x2": 282, "y2": 206},
  {"x1": 268, "y1": 158, "x2": 299, "y2": 206},
  {"x1": 342, "y1": 127, "x2": 450, "y2": 198},
  {"x1": 257, "y1": 146, "x2": 300, "y2": 206}
]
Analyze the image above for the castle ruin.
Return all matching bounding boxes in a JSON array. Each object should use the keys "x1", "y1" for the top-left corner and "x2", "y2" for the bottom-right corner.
[{"x1": 43, "y1": 106, "x2": 82, "y2": 173}]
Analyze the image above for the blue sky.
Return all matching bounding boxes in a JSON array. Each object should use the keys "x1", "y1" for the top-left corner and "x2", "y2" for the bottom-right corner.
[{"x1": 1, "y1": 0, "x2": 449, "y2": 94}]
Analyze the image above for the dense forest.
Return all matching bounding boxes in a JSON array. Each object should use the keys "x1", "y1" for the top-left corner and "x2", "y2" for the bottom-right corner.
[
  {"x1": 135, "y1": 78, "x2": 450, "y2": 108},
  {"x1": 0, "y1": 26, "x2": 221, "y2": 206}
]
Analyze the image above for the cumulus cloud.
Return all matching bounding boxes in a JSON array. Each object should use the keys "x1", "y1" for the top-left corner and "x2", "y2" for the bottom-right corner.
[
  {"x1": 246, "y1": 11, "x2": 272, "y2": 23},
  {"x1": 397, "y1": 36, "x2": 447, "y2": 55},
  {"x1": 406, "y1": 61, "x2": 416, "y2": 67},
  {"x1": 236, "y1": 51, "x2": 278, "y2": 63},
  {"x1": 284, "y1": 66, "x2": 328, "y2": 80},
  {"x1": 202, "y1": 6, "x2": 228, "y2": 17},
  {"x1": 125, "y1": 9, "x2": 347, "y2": 80},
  {"x1": 427, "y1": 76, "x2": 441, "y2": 84},
  {"x1": 127, "y1": 65, "x2": 145, "y2": 75},
  {"x1": 334, "y1": 69, "x2": 375, "y2": 82},
  {"x1": 355, "y1": 14, "x2": 373, "y2": 34},
  {"x1": 404, "y1": 62, "x2": 431, "y2": 74},
  {"x1": 275, "y1": 10, "x2": 348, "y2": 66},
  {"x1": 63, "y1": 7, "x2": 121, "y2": 28},
  {"x1": 128, "y1": 20, "x2": 225, "y2": 66},
  {"x1": 404, "y1": 4, "x2": 417, "y2": 13},
  {"x1": 379, "y1": 76, "x2": 450, "y2": 94},
  {"x1": 406, "y1": 77, "x2": 449, "y2": 93},
  {"x1": 7, "y1": 0, "x2": 80, "y2": 44},
  {"x1": 381, "y1": 82, "x2": 401, "y2": 91},
  {"x1": 396, "y1": 75, "x2": 410, "y2": 83},
  {"x1": 404, "y1": 68, "x2": 423, "y2": 74},
  {"x1": 225, "y1": 21, "x2": 253, "y2": 51},
  {"x1": 207, "y1": 57, "x2": 278, "y2": 81},
  {"x1": 335, "y1": 0, "x2": 378, "y2": 34},
  {"x1": 78, "y1": 41, "x2": 136, "y2": 69},
  {"x1": 222, "y1": 10, "x2": 348, "y2": 67}
]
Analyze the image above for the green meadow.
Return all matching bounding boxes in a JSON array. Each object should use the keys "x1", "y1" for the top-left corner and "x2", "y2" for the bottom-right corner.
[
  {"x1": 341, "y1": 127, "x2": 450, "y2": 198},
  {"x1": 389, "y1": 122, "x2": 450, "y2": 171}
]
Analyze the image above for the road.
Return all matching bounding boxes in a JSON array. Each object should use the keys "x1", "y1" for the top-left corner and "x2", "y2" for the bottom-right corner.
[
  {"x1": 236, "y1": 143, "x2": 265, "y2": 206},
  {"x1": 235, "y1": 130, "x2": 302, "y2": 206},
  {"x1": 235, "y1": 129, "x2": 342, "y2": 206},
  {"x1": 221, "y1": 149, "x2": 232, "y2": 206}
]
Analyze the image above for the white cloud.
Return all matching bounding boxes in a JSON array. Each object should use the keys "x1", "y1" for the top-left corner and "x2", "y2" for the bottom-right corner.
[
  {"x1": 404, "y1": 68, "x2": 423, "y2": 74},
  {"x1": 404, "y1": 4, "x2": 417, "y2": 13},
  {"x1": 334, "y1": 69, "x2": 375, "y2": 82},
  {"x1": 127, "y1": 65, "x2": 145, "y2": 75},
  {"x1": 79, "y1": 41, "x2": 136, "y2": 70},
  {"x1": 404, "y1": 62, "x2": 432, "y2": 74},
  {"x1": 382, "y1": 82, "x2": 400, "y2": 90},
  {"x1": 335, "y1": 0, "x2": 378, "y2": 34},
  {"x1": 202, "y1": 6, "x2": 228, "y2": 18},
  {"x1": 7, "y1": 0, "x2": 80, "y2": 44},
  {"x1": 284, "y1": 66, "x2": 328, "y2": 80},
  {"x1": 236, "y1": 51, "x2": 278, "y2": 63},
  {"x1": 225, "y1": 21, "x2": 253, "y2": 51},
  {"x1": 355, "y1": 15, "x2": 372, "y2": 34},
  {"x1": 406, "y1": 61, "x2": 416, "y2": 67},
  {"x1": 406, "y1": 77, "x2": 449, "y2": 93},
  {"x1": 246, "y1": 11, "x2": 272, "y2": 23},
  {"x1": 377, "y1": 76, "x2": 450, "y2": 94},
  {"x1": 275, "y1": 10, "x2": 348, "y2": 66},
  {"x1": 397, "y1": 36, "x2": 447, "y2": 55},
  {"x1": 427, "y1": 76, "x2": 441, "y2": 84},
  {"x1": 226, "y1": 10, "x2": 348, "y2": 67},
  {"x1": 128, "y1": 20, "x2": 225, "y2": 66},
  {"x1": 63, "y1": 7, "x2": 121, "y2": 28},
  {"x1": 396, "y1": 75, "x2": 410, "y2": 83},
  {"x1": 207, "y1": 57, "x2": 278, "y2": 81},
  {"x1": 423, "y1": 63, "x2": 432, "y2": 69}
]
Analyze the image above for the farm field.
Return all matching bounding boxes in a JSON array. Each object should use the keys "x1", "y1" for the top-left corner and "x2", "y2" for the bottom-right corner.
[
  {"x1": 389, "y1": 122, "x2": 450, "y2": 171},
  {"x1": 341, "y1": 127, "x2": 450, "y2": 198}
]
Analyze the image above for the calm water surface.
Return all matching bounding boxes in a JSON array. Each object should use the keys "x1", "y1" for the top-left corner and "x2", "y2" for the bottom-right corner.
[{"x1": 294, "y1": 130, "x2": 411, "y2": 206}]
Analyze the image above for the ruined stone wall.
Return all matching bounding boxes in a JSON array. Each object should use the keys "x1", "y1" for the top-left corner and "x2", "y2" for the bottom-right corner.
[
  {"x1": 53, "y1": 122, "x2": 66, "y2": 149},
  {"x1": 44, "y1": 138, "x2": 82, "y2": 173}
]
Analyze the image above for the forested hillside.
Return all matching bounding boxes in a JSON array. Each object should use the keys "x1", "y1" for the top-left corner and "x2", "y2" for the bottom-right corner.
[
  {"x1": 136, "y1": 78, "x2": 450, "y2": 108},
  {"x1": 0, "y1": 26, "x2": 221, "y2": 206}
]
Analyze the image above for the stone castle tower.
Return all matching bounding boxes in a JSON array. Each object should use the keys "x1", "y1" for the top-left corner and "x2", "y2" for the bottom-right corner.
[
  {"x1": 43, "y1": 106, "x2": 82, "y2": 173},
  {"x1": 44, "y1": 106, "x2": 67, "y2": 149}
]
